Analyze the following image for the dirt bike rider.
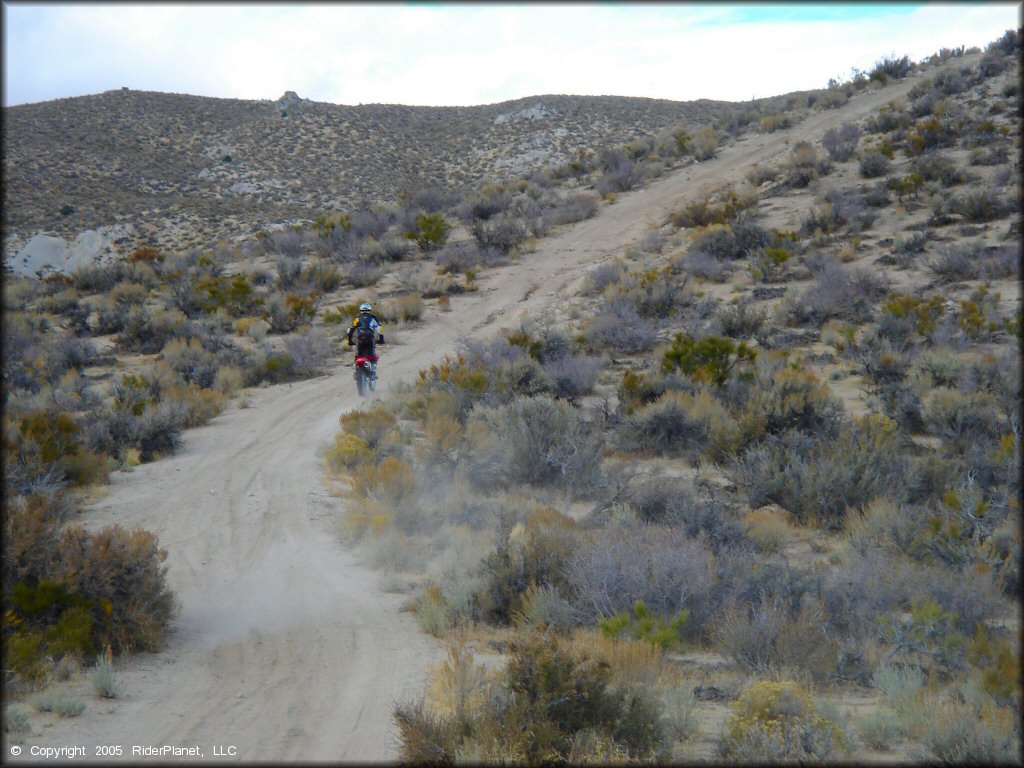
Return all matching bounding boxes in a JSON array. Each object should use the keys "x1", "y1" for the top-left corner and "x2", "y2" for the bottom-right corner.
[{"x1": 347, "y1": 302, "x2": 385, "y2": 378}]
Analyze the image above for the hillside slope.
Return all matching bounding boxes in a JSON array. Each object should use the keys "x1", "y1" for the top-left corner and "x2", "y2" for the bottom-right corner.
[
  {"x1": 3, "y1": 90, "x2": 737, "y2": 258},
  {"x1": 5, "y1": 68, "x2": 955, "y2": 762}
]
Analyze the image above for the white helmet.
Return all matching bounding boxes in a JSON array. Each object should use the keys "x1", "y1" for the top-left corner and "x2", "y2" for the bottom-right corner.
[{"x1": 359, "y1": 303, "x2": 372, "y2": 313}]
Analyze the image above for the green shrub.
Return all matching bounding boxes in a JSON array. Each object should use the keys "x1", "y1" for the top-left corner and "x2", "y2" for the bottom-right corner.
[
  {"x1": 598, "y1": 600, "x2": 689, "y2": 650},
  {"x1": 3, "y1": 628, "x2": 49, "y2": 687},
  {"x1": 324, "y1": 432, "x2": 374, "y2": 472},
  {"x1": 876, "y1": 595, "x2": 965, "y2": 673},
  {"x1": 881, "y1": 293, "x2": 946, "y2": 335},
  {"x1": 617, "y1": 369, "x2": 667, "y2": 414},
  {"x1": 195, "y1": 273, "x2": 262, "y2": 317},
  {"x1": 406, "y1": 212, "x2": 451, "y2": 252},
  {"x1": 748, "y1": 246, "x2": 792, "y2": 283},
  {"x1": 260, "y1": 353, "x2": 295, "y2": 383},
  {"x1": 662, "y1": 332, "x2": 755, "y2": 387}
]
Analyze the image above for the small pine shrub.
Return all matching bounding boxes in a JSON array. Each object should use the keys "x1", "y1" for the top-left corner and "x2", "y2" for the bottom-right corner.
[
  {"x1": 406, "y1": 212, "x2": 451, "y2": 252},
  {"x1": 505, "y1": 635, "x2": 667, "y2": 760},
  {"x1": 662, "y1": 332, "x2": 756, "y2": 387},
  {"x1": 598, "y1": 600, "x2": 689, "y2": 650}
]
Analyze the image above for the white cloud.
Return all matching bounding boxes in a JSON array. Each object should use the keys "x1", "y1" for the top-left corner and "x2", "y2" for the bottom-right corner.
[{"x1": 3, "y1": 3, "x2": 1019, "y2": 107}]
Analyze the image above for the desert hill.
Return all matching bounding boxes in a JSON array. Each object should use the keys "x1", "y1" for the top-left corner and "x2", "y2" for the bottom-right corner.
[{"x1": 3, "y1": 87, "x2": 741, "y2": 257}]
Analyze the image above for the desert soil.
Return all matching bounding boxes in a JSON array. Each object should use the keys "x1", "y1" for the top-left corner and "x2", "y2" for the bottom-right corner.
[{"x1": 13, "y1": 70, "x2": 938, "y2": 763}]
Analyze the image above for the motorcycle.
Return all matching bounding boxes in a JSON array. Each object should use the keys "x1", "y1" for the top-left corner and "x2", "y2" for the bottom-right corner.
[{"x1": 353, "y1": 352, "x2": 378, "y2": 397}]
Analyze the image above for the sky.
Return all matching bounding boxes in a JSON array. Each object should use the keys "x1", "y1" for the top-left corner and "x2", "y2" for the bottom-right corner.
[{"x1": 3, "y1": 2, "x2": 1021, "y2": 108}]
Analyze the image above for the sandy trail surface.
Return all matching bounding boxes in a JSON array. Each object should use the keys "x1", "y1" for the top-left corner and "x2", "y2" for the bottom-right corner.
[{"x1": 12, "y1": 71, "x2": 935, "y2": 763}]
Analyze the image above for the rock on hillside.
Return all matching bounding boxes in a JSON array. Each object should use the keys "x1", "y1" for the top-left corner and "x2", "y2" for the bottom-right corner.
[{"x1": 3, "y1": 89, "x2": 736, "y2": 264}]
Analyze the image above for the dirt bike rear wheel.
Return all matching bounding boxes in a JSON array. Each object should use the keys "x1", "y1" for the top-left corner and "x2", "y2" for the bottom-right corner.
[{"x1": 355, "y1": 366, "x2": 367, "y2": 397}]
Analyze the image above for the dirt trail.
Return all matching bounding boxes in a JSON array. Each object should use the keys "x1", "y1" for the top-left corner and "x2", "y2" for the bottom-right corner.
[{"x1": 14, "y1": 70, "x2": 939, "y2": 763}]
